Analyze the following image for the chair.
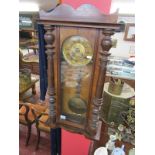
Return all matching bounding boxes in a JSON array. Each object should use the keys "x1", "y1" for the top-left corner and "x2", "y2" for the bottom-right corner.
[
  {"x1": 19, "y1": 102, "x2": 47, "y2": 146},
  {"x1": 34, "y1": 108, "x2": 50, "y2": 150},
  {"x1": 19, "y1": 39, "x2": 31, "y2": 54},
  {"x1": 19, "y1": 50, "x2": 39, "y2": 74}
]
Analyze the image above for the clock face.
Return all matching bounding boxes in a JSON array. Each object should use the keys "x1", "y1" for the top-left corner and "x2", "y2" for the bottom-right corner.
[
  {"x1": 62, "y1": 36, "x2": 93, "y2": 66},
  {"x1": 60, "y1": 35, "x2": 94, "y2": 124}
]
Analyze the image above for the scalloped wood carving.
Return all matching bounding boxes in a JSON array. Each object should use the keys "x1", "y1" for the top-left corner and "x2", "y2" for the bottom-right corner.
[{"x1": 39, "y1": 4, "x2": 119, "y2": 23}]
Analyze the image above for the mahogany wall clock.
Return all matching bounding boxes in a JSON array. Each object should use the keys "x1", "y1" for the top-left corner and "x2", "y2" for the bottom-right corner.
[{"x1": 38, "y1": 4, "x2": 121, "y2": 140}]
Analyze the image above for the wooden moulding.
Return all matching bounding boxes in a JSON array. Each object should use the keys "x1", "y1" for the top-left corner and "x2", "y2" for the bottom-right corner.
[
  {"x1": 39, "y1": 4, "x2": 119, "y2": 23},
  {"x1": 44, "y1": 25, "x2": 57, "y2": 126},
  {"x1": 86, "y1": 28, "x2": 115, "y2": 137},
  {"x1": 38, "y1": 4, "x2": 121, "y2": 30}
]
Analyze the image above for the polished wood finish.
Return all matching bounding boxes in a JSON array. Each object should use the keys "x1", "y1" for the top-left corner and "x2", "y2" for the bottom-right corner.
[
  {"x1": 87, "y1": 28, "x2": 115, "y2": 136},
  {"x1": 44, "y1": 25, "x2": 57, "y2": 126},
  {"x1": 38, "y1": 4, "x2": 121, "y2": 139},
  {"x1": 39, "y1": 4, "x2": 119, "y2": 24}
]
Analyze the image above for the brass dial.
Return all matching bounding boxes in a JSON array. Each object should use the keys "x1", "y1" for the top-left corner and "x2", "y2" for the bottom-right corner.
[{"x1": 62, "y1": 36, "x2": 93, "y2": 66}]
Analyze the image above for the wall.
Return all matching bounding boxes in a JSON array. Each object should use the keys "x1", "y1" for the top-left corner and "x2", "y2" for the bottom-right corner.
[
  {"x1": 111, "y1": 32, "x2": 135, "y2": 58},
  {"x1": 110, "y1": 15, "x2": 135, "y2": 58},
  {"x1": 110, "y1": 0, "x2": 135, "y2": 14}
]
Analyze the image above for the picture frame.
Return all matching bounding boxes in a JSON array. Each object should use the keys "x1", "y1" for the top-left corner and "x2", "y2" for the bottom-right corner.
[
  {"x1": 117, "y1": 14, "x2": 135, "y2": 32},
  {"x1": 124, "y1": 23, "x2": 135, "y2": 42},
  {"x1": 19, "y1": 12, "x2": 39, "y2": 30}
]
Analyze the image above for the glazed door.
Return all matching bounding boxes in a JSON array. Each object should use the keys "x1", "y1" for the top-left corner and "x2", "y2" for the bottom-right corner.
[{"x1": 58, "y1": 27, "x2": 98, "y2": 128}]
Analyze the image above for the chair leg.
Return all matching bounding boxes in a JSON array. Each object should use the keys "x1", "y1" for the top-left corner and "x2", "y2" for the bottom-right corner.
[
  {"x1": 25, "y1": 125, "x2": 31, "y2": 146},
  {"x1": 35, "y1": 129, "x2": 40, "y2": 150}
]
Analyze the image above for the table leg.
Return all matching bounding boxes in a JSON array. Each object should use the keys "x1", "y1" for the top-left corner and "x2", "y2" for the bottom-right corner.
[
  {"x1": 32, "y1": 84, "x2": 36, "y2": 95},
  {"x1": 34, "y1": 49, "x2": 37, "y2": 55}
]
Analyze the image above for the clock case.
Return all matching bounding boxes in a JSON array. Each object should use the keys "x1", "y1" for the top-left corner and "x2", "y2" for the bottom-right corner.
[{"x1": 38, "y1": 4, "x2": 121, "y2": 140}]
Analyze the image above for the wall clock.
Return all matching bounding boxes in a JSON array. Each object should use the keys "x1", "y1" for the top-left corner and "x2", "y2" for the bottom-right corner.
[{"x1": 38, "y1": 4, "x2": 121, "y2": 140}]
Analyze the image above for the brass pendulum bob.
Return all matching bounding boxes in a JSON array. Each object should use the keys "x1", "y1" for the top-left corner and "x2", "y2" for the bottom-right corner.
[{"x1": 68, "y1": 68, "x2": 87, "y2": 114}]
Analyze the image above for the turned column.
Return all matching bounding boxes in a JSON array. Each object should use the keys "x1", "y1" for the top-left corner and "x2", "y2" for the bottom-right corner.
[
  {"x1": 89, "y1": 28, "x2": 115, "y2": 136},
  {"x1": 44, "y1": 25, "x2": 56, "y2": 125}
]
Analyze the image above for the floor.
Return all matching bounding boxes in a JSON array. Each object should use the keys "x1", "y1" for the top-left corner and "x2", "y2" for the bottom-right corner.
[
  {"x1": 19, "y1": 124, "x2": 51, "y2": 155},
  {"x1": 19, "y1": 74, "x2": 51, "y2": 155}
]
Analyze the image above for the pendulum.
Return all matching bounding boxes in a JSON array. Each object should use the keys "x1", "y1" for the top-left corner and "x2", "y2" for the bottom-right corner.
[{"x1": 68, "y1": 68, "x2": 87, "y2": 114}]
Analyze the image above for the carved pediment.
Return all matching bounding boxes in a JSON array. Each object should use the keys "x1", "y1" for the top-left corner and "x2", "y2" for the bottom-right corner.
[{"x1": 39, "y1": 4, "x2": 119, "y2": 23}]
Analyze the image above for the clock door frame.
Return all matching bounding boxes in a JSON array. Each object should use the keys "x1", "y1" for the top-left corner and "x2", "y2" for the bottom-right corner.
[{"x1": 56, "y1": 26, "x2": 100, "y2": 134}]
